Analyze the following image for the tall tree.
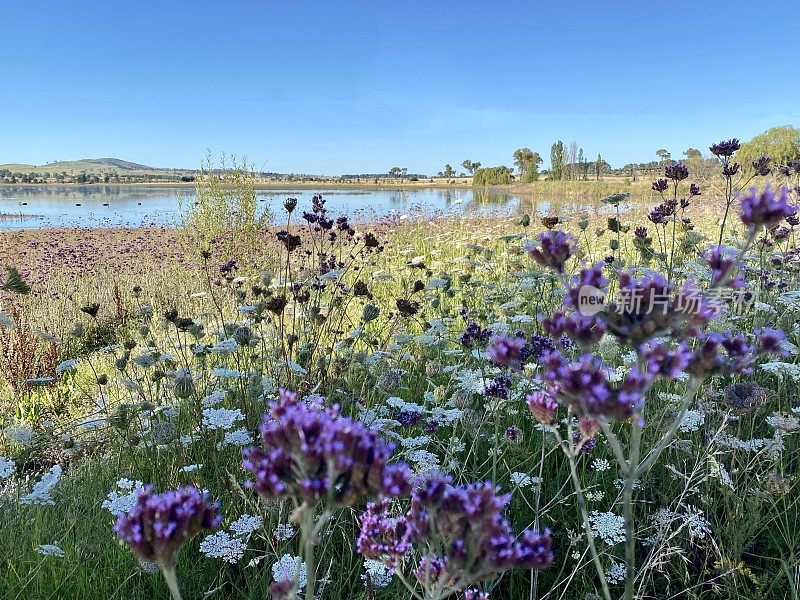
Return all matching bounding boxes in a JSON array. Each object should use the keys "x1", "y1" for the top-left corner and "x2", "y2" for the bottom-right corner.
[
  {"x1": 462, "y1": 159, "x2": 473, "y2": 174},
  {"x1": 737, "y1": 125, "x2": 800, "y2": 168},
  {"x1": 513, "y1": 148, "x2": 541, "y2": 175},
  {"x1": 388, "y1": 166, "x2": 402, "y2": 179},
  {"x1": 595, "y1": 153, "x2": 604, "y2": 180},
  {"x1": 443, "y1": 164, "x2": 455, "y2": 178},
  {"x1": 656, "y1": 148, "x2": 672, "y2": 163},
  {"x1": 550, "y1": 141, "x2": 565, "y2": 181}
]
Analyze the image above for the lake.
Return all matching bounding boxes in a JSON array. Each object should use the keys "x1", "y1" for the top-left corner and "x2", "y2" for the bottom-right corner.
[{"x1": 0, "y1": 185, "x2": 578, "y2": 230}]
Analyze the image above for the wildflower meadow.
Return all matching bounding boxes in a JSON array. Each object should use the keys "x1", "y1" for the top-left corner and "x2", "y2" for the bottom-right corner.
[{"x1": 2, "y1": 143, "x2": 800, "y2": 600}]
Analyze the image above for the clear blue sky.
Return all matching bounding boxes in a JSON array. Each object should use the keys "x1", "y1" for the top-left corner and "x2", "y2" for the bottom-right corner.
[{"x1": 1, "y1": 0, "x2": 798, "y2": 174}]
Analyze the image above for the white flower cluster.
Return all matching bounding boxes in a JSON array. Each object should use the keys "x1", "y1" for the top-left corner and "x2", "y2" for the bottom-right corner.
[
  {"x1": 406, "y1": 449, "x2": 440, "y2": 474},
  {"x1": 591, "y1": 459, "x2": 611, "y2": 472},
  {"x1": 179, "y1": 464, "x2": 203, "y2": 473},
  {"x1": 652, "y1": 505, "x2": 711, "y2": 539},
  {"x1": 199, "y1": 532, "x2": 247, "y2": 564},
  {"x1": 362, "y1": 558, "x2": 393, "y2": 588},
  {"x1": 4, "y1": 425, "x2": 33, "y2": 447},
  {"x1": 765, "y1": 412, "x2": 799, "y2": 432},
  {"x1": 20, "y1": 465, "x2": 62, "y2": 506},
  {"x1": 605, "y1": 561, "x2": 626, "y2": 584},
  {"x1": 589, "y1": 511, "x2": 626, "y2": 546},
  {"x1": 209, "y1": 339, "x2": 239, "y2": 354},
  {"x1": 274, "y1": 523, "x2": 296, "y2": 541},
  {"x1": 102, "y1": 478, "x2": 146, "y2": 516},
  {"x1": 36, "y1": 544, "x2": 65, "y2": 558},
  {"x1": 0, "y1": 456, "x2": 14, "y2": 479},
  {"x1": 271, "y1": 554, "x2": 307, "y2": 590},
  {"x1": 229, "y1": 514, "x2": 263, "y2": 537},
  {"x1": 221, "y1": 428, "x2": 254, "y2": 447},
  {"x1": 202, "y1": 390, "x2": 227, "y2": 407},
  {"x1": 679, "y1": 410, "x2": 705, "y2": 433},
  {"x1": 199, "y1": 514, "x2": 263, "y2": 564},
  {"x1": 386, "y1": 396, "x2": 425, "y2": 414},
  {"x1": 202, "y1": 408, "x2": 245, "y2": 430},
  {"x1": 211, "y1": 367, "x2": 245, "y2": 379}
]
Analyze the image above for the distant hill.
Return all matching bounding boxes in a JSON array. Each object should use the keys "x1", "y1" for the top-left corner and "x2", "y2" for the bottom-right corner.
[
  {"x1": 0, "y1": 157, "x2": 195, "y2": 184},
  {"x1": 0, "y1": 157, "x2": 156, "y2": 174}
]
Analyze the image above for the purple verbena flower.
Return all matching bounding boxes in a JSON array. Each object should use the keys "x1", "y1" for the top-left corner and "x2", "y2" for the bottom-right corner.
[
  {"x1": 740, "y1": 184, "x2": 796, "y2": 229},
  {"x1": 114, "y1": 485, "x2": 221, "y2": 570},
  {"x1": 358, "y1": 475, "x2": 553, "y2": 594},
  {"x1": 526, "y1": 390, "x2": 558, "y2": 425},
  {"x1": 651, "y1": 179, "x2": 669, "y2": 193},
  {"x1": 751, "y1": 156, "x2": 772, "y2": 176},
  {"x1": 664, "y1": 162, "x2": 689, "y2": 181},
  {"x1": 524, "y1": 230, "x2": 577, "y2": 274},
  {"x1": 487, "y1": 334, "x2": 527, "y2": 370},
  {"x1": 710, "y1": 138, "x2": 740, "y2": 158},
  {"x1": 242, "y1": 389, "x2": 410, "y2": 507}
]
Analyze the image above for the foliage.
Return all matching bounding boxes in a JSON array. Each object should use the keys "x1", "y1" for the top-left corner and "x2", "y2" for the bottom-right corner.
[
  {"x1": 179, "y1": 154, "x2": 272, "y2": 246},
  {"x1": 738, "y1": 126, "x2": 800, "y2": 170},
  {"x1": 472, "y1": 166, "x2": 512, "y2": 186}
]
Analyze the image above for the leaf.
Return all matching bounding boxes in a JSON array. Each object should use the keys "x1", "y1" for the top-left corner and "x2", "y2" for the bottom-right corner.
[{"x1": 1, "y1": 266, "x2": 30, "y2": 295}]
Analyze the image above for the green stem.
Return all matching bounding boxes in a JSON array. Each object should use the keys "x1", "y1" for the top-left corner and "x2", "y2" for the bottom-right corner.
[
  {"x1": 622, "y1": 419, "x2": 642, "y2": 600},
  {"x1": 162, "y1": 567, "x2": 183, "y2": 600},
  {"x1": 302, "y1": 510, "x2": 317, "y2": 600},
  {"x1": 559, "y1": 424, "x2": 613, "y2": 600}
]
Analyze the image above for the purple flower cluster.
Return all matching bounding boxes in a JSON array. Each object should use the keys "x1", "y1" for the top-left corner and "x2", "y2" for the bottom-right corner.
[
  {"x1": 540, "y1": 311, "x2": 606, "y2": 348},
  {"x1": 651, "y1": 178, "x2": 669, "y2": 193},
  {"x1": 525, "y1": 230, "x2": 577, "y2": 274},
  {"x1": 600, "y1": 271, "x2": 714, "y2": 345},
  {"x1": 703, "y1": 246, "x2": 745, "y2": 289},
  {"x1": 487, "y1": 334, "x2": 527, "y2": 370},
  {"x1": 686, "y1": 329, "x2": 786, "y2": 377},
  {"x1": 664, "y1": 162, "x2": 689, "y2": 181},
  {"x1": 460, "y1": 322, "x2": 492, "y2": 348},
  {"x1": 242, "y1": 389, "x2": 411, "y2": 507},
  {"x1": 710, "y1": 138, "x2": 740, "y2": 158},
  {"x1": 539, "y1": 352, "x2": 649, "y2": 421},
  {"x1": 357, "y1": 474, "x2": 553, "y2": 592},
  {"x1": 526, "y1": 390, "x2": 558, "y2": 425},
  {"x1": 114, "y1": 486, "x2": 221, "y2": 569},
  {"x1": 739, "y1": 184, "x2": 796, "y2": 229}
]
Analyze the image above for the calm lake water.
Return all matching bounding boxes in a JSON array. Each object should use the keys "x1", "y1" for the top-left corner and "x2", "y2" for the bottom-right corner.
[{"x1": 0, "y1": 185, "x2": 576, "y2": 230}]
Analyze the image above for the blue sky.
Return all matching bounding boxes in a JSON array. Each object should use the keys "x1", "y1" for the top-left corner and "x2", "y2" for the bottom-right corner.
[{"x1": 1, "y1": 0, "x2": 798, "y2": 174}]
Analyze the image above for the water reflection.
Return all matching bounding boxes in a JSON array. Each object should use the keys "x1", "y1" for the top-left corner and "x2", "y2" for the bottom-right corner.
[{"x1": 0, "y1": 185, "x2": 608, "y2": 230}]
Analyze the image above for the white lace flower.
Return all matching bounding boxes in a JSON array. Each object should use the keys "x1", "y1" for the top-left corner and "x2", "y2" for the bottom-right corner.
[
  {"x1": 589, "y1": 511, "x2": 626, "y2": 545},
  {"x1": 605, "y1": 561, "x2": 626, "y2": 584},
  {"x1": 36, "y1": 544, "x2": 65, "y2": 558},
  {"x1": 591, "y1": 459, "x2": 611, "y2": 472},
  {"x1": 199, "y1": 531, "x2": 246, "y2": 564},
  {"x1": 222, "y1": 428, "x2": 254, "y2": 447},
  {"x1": 362, "y1": 558, "x2": 393, "y2": 588},
  {"x1": 229, "y1": 514, "x2": 263, "y2": 537},
  {"x1": 679, "y1": 410, "x2": 705, "y2": 433},
  {"x1": 179, "y1": 464, "x2": 203, "y2": 473},
  {"x1": 201, "y1": 390, "x2": 227, "y2": 408},
  {"x1": 274, "y1": 524, "x2": 296, "y2": 541},
  {"x1": 202, "y1": 408, "x2": 244, "y2": 430},
  {"x1": 4, "y1": 425, "x2": 33, "y2": 446},
  {"x1": 211, "y1": 367, "x2": 245, "y2": 379},
  {"x1": 272, "y1": 554, "x2": 307, "y2": 590},
  {"x1": 0, "y1": 456, "x2": 15, "y2": 479},
  {"x1": 102, "y1": 478, "x2": 146, "y2": 516},
  {"x1": 20, "y1": 465, "x2": 63, "y2": 506}
]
